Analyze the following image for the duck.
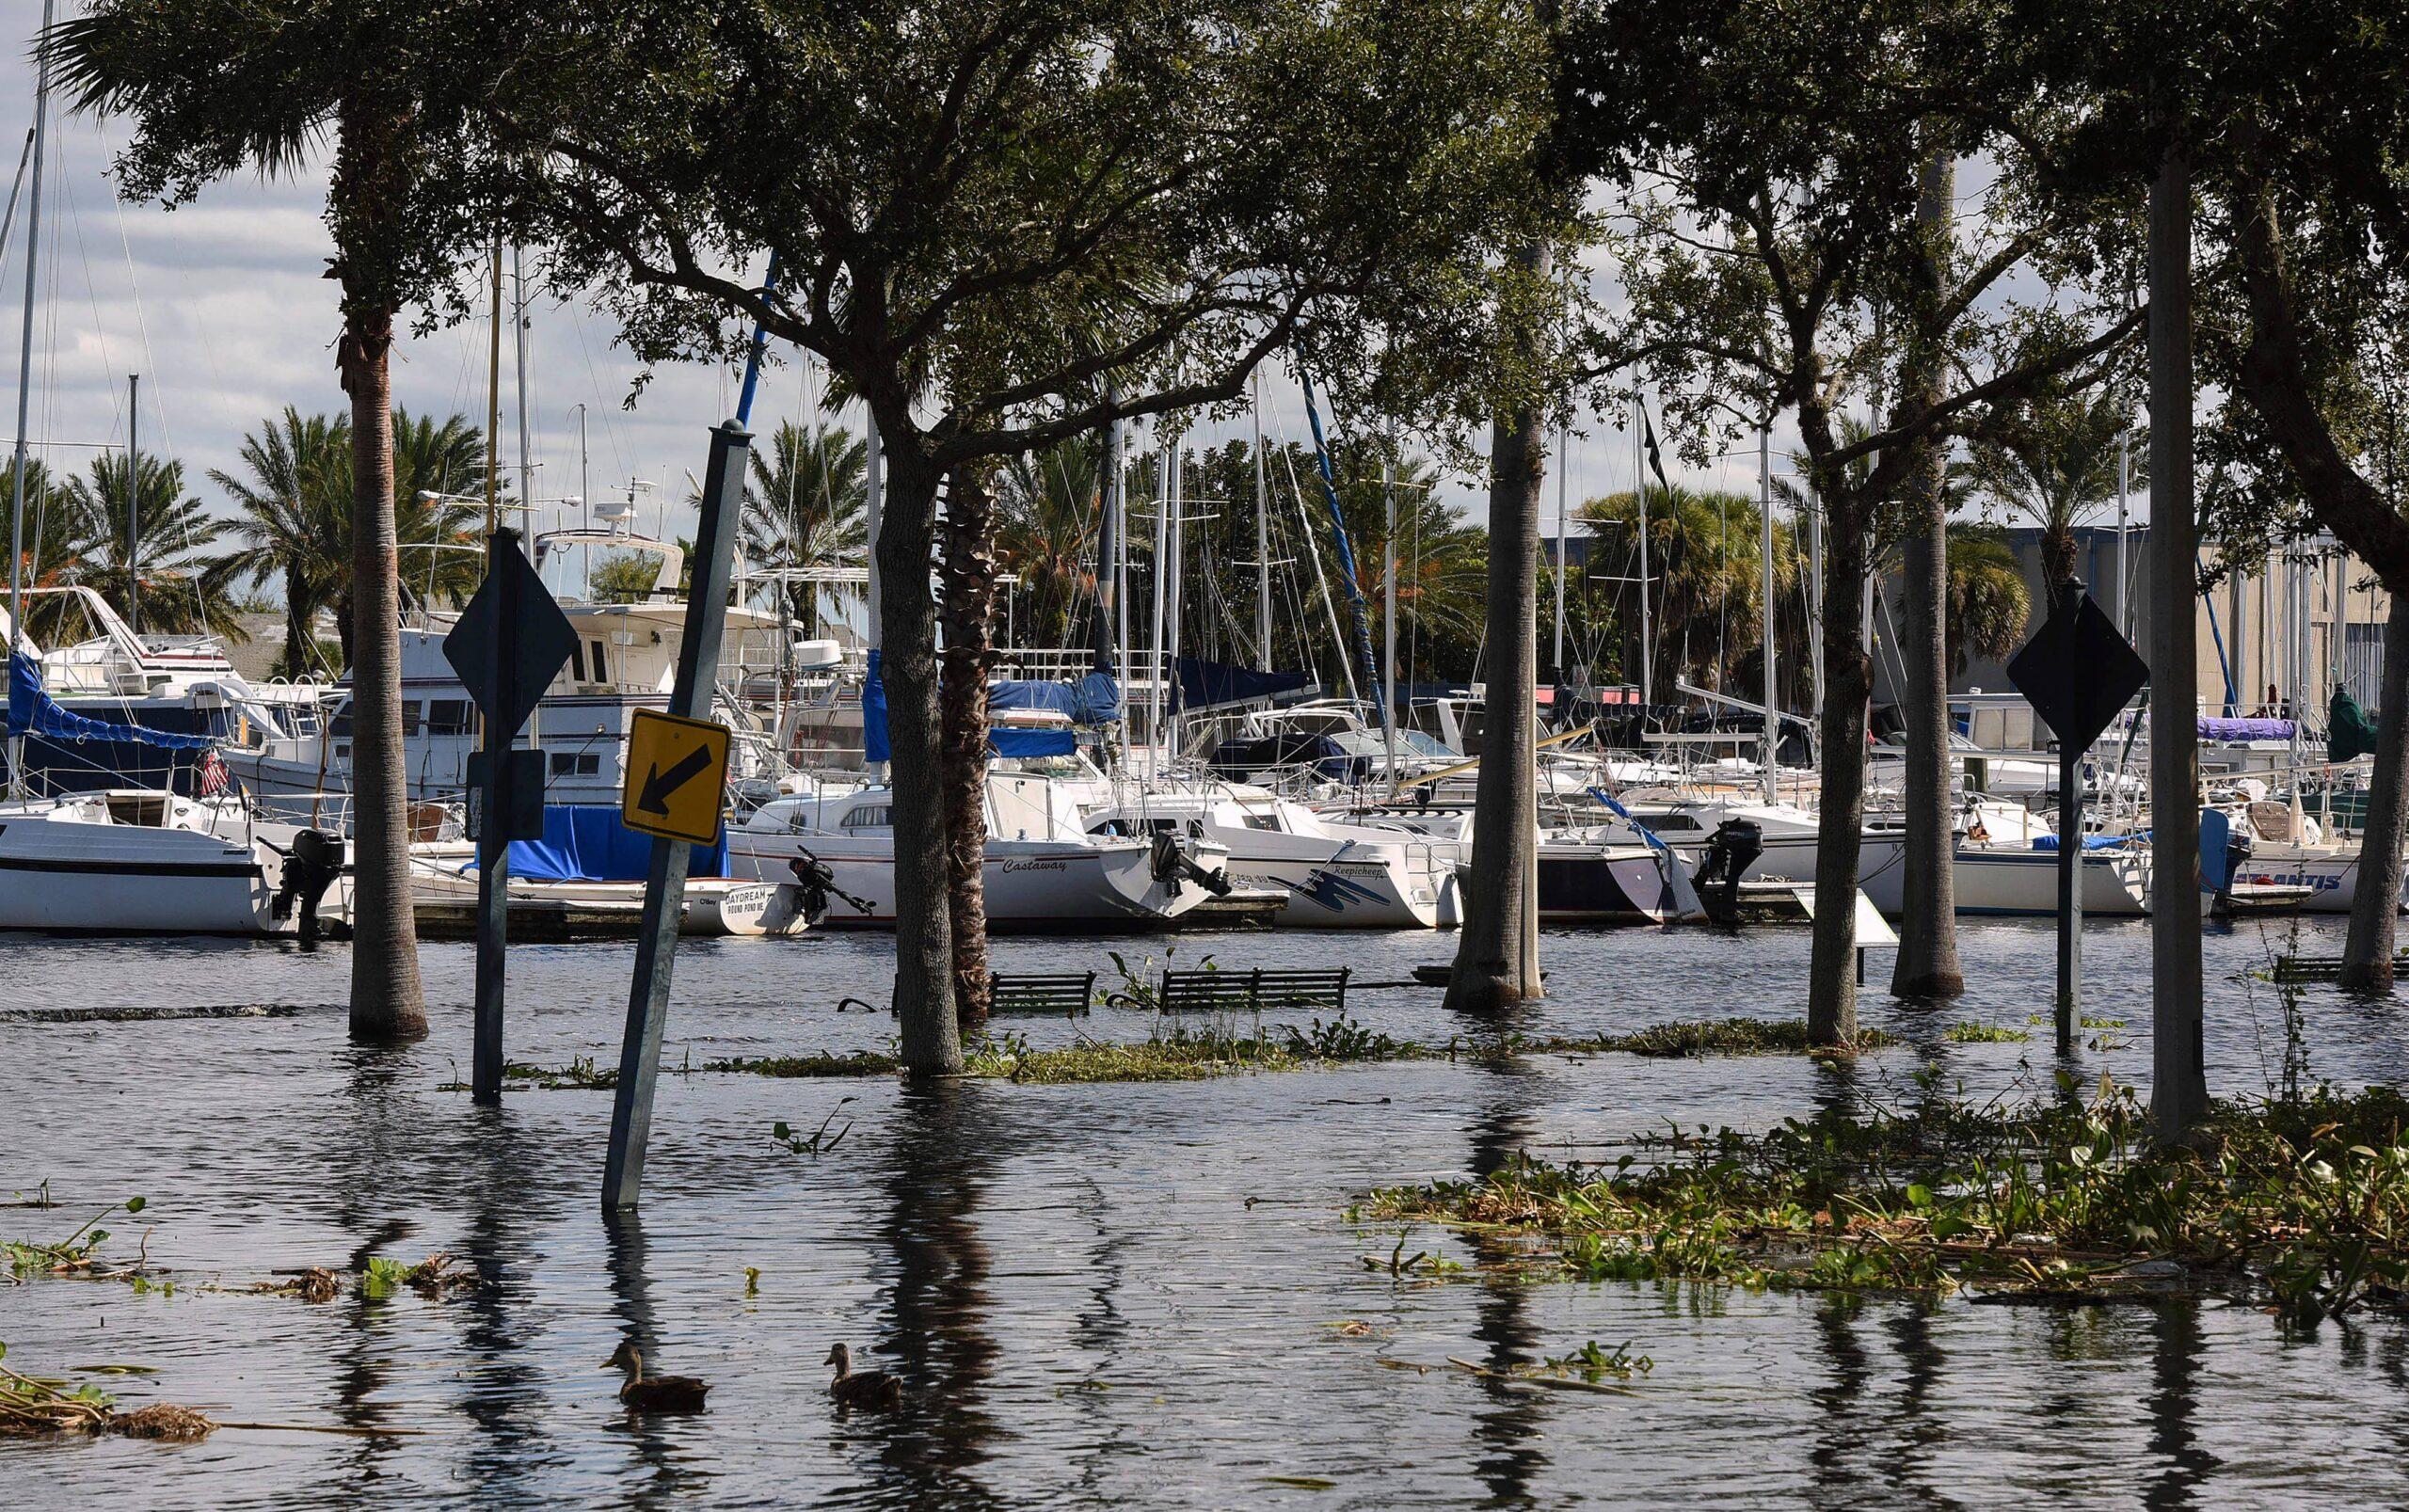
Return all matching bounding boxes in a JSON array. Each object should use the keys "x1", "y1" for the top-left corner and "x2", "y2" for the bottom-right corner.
[
  {"x1": 824, "y1": 1343, "x2": 902, "y2": 1410},
  {"x1": 606, "y1": 1341, "x2": 711, "y2": 1413}
]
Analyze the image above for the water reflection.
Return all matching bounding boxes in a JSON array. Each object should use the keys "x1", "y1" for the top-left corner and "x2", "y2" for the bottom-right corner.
[
  {"x1": 855, "y1": 1080, "x2": 1006, "y2": 1509},
  {"x1": 1464, "y1": 1058, "x2": 1550, "y2": 1508},
  {"x1": 602, "y1": 1208, "x2": 714, "y2": 1505},
  {"x1": 2145, "y1": 1302, "x2": 2218, "y2": 1511}
]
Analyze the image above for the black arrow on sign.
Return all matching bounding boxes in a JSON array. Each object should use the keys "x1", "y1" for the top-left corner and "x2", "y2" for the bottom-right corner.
[{"x1": 637, "y1": 743, "x2": 715, "y2": 816}]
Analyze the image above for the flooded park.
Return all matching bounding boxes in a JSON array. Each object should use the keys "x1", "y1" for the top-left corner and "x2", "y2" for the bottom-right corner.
[{"x1": 9, "y1": 917, "x2": 2409, "y2": 1506}]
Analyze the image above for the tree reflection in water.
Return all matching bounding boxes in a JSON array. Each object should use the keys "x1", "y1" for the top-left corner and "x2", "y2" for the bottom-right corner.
[
  {"x1": 1464, "y1": 1053, "x2": 1551, "y2": 1508},
  {"x1": 602, "y1": 1207, "x2": 713, "y2": 1505},
  {"x1": 854, "y1": 1079, "x2": 1006, "y2": 1510},
  {"x1": 2145, "y1": 1301, "x2": 2218, "y2": 1511}
]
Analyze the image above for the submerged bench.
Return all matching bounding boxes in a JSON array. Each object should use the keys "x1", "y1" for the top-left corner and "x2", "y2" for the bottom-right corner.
[
  {"x1": 1145, "y1": 966, "x2": 1350, "y2": 1014},
  {"x1": 987, "y1": 972, "x2": 1096, "y2": 1016},
  {"x1": 2272, "y1": 951, "x2": 2409, "y2": 984}
]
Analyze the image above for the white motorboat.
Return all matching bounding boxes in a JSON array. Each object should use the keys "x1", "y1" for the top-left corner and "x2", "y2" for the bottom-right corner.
[
  {"x1": 1084, "y1": 783, "x2": 1457, "y2": 929},
  {"x1": 1309, "y1": 802, "x2": 1682, "y2": 924},
  {"x1": 1611, "y1": 796, "x2": 1916, "y2": 915},
  {"x1": 407, "y1": 848, "x2": 802, "y2": 936},
  {"x1": 0, "y1": 788, "x2": 345, "y2": 935},
  {"x1": 731, "y1": 770, "x2": 1229, "y2": 931}
]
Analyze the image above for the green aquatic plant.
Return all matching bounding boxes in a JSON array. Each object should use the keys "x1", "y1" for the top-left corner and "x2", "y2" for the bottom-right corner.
[
  {"x1": 1541, "y1": 1340, "x2": 1653, "y2": 1380},
  {"x1": 1361, "y1": 1079, "x2": 2409, "y2": 1321},
  {"x1": 1942, "y1": 1022, "x2": 2034, "y2": 1043},
  {"x1": 771, "y1": 1101, "x2": 856, "y2": 1154},
  {"x1": 4, "y1": 1197, "x2": 147, "y2": 1280}
]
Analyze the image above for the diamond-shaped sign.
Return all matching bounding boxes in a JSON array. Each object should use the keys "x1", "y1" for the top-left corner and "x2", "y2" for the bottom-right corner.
[
  {"x1": 2005, "y1": 589, "x2": 2148, "y2": 756},
  {"x1": 441, "y1": 533, "x2": 578, "y2": 740}
]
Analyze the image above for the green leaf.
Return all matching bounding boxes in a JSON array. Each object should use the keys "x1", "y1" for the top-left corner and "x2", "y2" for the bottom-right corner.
[
  {"x1": 1906, "y1": 1184, "x2": 1933, "y2": 1209},
  {"x1": 123, "y1": 1197, "x2": 146, "y2": 1215}
]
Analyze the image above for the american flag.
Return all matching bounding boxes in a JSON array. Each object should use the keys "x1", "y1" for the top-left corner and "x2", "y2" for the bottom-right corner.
[{"x1": 197, "y1": 748, "x2": 231, "y2": 797}]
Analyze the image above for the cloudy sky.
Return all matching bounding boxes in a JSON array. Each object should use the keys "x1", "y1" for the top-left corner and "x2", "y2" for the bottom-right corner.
[{"x1": 1, "y1": 0, "x2": 1777, "y2": 572}]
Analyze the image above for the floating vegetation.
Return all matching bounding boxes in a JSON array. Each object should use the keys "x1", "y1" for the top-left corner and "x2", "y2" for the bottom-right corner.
[
  {"x1": 1492, "y1": 1019, "x2": 1899, "y2": 1059},
  {"x1": 1943, "y1": 1022, "x2": 2034, "y2": 1043},
  {"x1": 4, "y1": 1197, "x2": 149, "y2": 1282},
  {"x1": 439, "y1": 1056, "x2": 620, "y2": 1091},
  {"x1": 771, "y1": 1101, "x2": 856, "y2": 1154},
  {"x1": 260, "y1": 1253, "x2": 473, "y2": 1303},
  {"x1": 1541, "y1": 1340, "x2": 1653, "y2": 1381},
  {"x1": 701, "y1": 1015, "x2": 1889, "y2": 1086},
  {"x1": 1359, "y1": 1077, "x2": 2409, "y2": 1320}
]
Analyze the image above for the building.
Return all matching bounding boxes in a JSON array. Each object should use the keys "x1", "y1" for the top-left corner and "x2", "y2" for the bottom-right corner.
[{"x1": 1915, "y1": 524, "x2": 2391, "y2": 721}]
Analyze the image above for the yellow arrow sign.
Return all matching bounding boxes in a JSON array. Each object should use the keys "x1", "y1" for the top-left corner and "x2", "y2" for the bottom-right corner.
[{"x1": 621, "y1": 709, "x2": 732, "y2": 845}]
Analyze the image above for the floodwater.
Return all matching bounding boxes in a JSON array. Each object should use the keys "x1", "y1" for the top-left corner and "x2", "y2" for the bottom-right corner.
[{"x1": 4, "y1": 914, "x2": 2406, "y2": 1507}]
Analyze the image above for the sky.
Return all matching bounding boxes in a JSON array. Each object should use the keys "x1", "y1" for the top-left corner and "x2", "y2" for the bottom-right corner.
[{"x1": 2, "y1": 0, "x2": 1756, "y2": 569}]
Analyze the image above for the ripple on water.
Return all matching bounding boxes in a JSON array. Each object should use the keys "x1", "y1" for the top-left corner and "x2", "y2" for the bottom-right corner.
[{"x1": 2, "y1": 915, "x2": 2405, "y2": 1506}]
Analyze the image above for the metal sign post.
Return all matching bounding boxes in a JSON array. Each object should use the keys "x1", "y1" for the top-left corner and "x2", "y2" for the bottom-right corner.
[
  {"x1": 602, "y1": 420, "x2": 752, "y2": 1211},
  {"x1": 2006, "y1": 579, "x2": 2148, "y2": 1055},
  {"x1": 442, "y1": 526, "x2": 577, "y2": 1105}
]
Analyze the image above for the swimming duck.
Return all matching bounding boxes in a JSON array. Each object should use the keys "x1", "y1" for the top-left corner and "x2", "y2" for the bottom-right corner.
[
  {"x1": 606, "y1": 1342, "x2": 711, "y2": 1413},
  {"x1": 824, "y1": 1343, "x2": 902, "y2": 1410}
]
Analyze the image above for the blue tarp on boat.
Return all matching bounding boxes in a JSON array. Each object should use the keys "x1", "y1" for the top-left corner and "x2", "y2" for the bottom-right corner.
[
  {"x1": 1174, "y1": 655, "x2": 1311, "y2": 713},
  {"x1": 6, "y1": 652, "x2": 215, "y2": 750},
  {"x1": 487, "y1": 804, "x2": 727, "y2": 882},
  {"x1": 864, "y1": 651, "x2": 1116, "y2": 763}
]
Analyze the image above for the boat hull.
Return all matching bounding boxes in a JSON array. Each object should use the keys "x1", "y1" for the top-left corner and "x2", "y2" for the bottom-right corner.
[
  {"x1": 1952, "y1": 847, "x2": 2151, "y2": 916},
  {"x1": 730, "y1": 834, "x2": 1197, "y2": 931},
  {"x1": 0, "y1": 803, "x2": 282, "y2": 934}
]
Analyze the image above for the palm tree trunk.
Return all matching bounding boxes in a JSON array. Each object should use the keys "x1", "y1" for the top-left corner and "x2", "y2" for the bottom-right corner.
[
  {"x1": 1891, "y1": 149, "x2": 1964, "y2": 999},
  {"x1": 2041, "y1": 525, "x2": 2079, "y2": 613},
  {"x1": 330, "y1": 103, "x2": 427, "y2": 1044},
  {"x1": 282, "y1": 581, "x2": 314, "y2": 679},
  {"x1": 1807, "y1": 498, "x2": 1872, "y2": 1045},
  {"x1": 878, "y1": 438, "x2": 966, "y2": 1075},
  {"x1": 937, "y1": 463, "x2": 999, "y2": 1036},
  {"x1": 2147, "y1": 140, "x2": 2208, "y2": 1140},
  {"x1": 2339, "y1": 597, "x2": 2409, "y2": 991},
  {"x1": 1444, "y1": 237, "x2": 1548, "y2": 1013}
]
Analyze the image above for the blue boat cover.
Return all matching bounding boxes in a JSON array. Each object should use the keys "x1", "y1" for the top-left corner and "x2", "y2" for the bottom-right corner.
[
  {"x1": 863, "y1": 648, "x2": 890, "y2": 764},
  {"x1": 485, "y1": 804, "x2": 727, "y2": 882},
  {"x1": 7, "y1": 652, "x2": 215, "y2": 750},
  {"x1": 2029, "y1": 833, "x2": 2132, "y2": 851},
  {"x1": 865, "y1": 650, "x2": 1114, "y2": 764},
  {"x1": 2196, "y1": 716, "x2": 2295, "y2": 741},
  {"x1": 1175, "y1": 655, "x2": 1311, "y2": 713},
  {"x1": 989, "y1": 725, "x2": 1077, "y2": 757}
]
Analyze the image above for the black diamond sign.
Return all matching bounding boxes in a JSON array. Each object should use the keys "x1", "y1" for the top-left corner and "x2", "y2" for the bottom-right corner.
[
  {"x1": 2005, "y1": 589, "x2": 2149, "y2": 756},
  {"x1": 442, "y1": 533, "x2": 579, "y2": 740}
]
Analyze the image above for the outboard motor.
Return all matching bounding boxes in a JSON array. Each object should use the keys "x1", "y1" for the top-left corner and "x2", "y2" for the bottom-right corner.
[
  {"x1": 1150, "y1": 831, "x2": 1234, "y2": 898},
  {"x1": 2222, "y1": 827, "x2": 2256, "y2": 901},
  {"x1": 273, "y1": 828, "x2": 346, "y2": 945},
  {"x1": 788, "y1": 846, "x2": 873, "y2": 924},
  {"x1": 1689, "y1": 818, "x2": 1764, "y2": 930}
]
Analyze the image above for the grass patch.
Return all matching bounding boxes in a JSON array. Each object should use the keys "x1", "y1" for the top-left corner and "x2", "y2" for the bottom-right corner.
[
  {"x1": 1358, "y1": 1077, "x2": 2409, "y2": 1319},
  {"x1": 471, "y1": 1016, "x2": 1899, "y2": 1091},
  {"x1": 1507, "y1": 1019, "x2": 1897, "y2": 1059},
  {"x1": 1942, "y1": 1022, "x2": 2034, "y2": 1043}
]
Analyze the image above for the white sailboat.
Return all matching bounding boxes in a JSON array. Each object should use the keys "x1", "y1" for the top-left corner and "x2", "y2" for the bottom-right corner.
[{"x1": 730, "y1": 769, "x2": 1229, "y2": 931}]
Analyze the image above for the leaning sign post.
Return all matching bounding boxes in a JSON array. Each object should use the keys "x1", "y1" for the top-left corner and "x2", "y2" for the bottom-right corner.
[
  {"x1": 600, "y1": 419, "x2": 753, "y2": 1212},
  {"x1": 2005, "y1": 578, "x2": 2149, "y2": 1055},
  {"x1": 441, "y1": 527, "x2": 578, "y2": 1106}
]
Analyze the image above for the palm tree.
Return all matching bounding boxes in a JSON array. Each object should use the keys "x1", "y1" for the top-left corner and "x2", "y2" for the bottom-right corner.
[
  {"x1": 1942, "y1": 529, "x2": 2032, "y2": 675},
  {"x1": 214, "y1": 407, "x2": 349, "y2": 676},
  {"x1": 1966, "y1": 390, "x2": 2144, "y2": 610},
  {"x1": 56, "y1": 452, "x2": 243, "y2": 640},
  {"x1": 216, "y1": 408, "x2": 486, "y2": 672},
  {"x1": 1578, "y1": 485, "x2": 1804, "y2": 701},
  {"x1": 51, "y1": 0, "x2": 518, "y2": 1041},
  {"x1": 995, "y1": 437, "x2": 1104, "y2": 650},
  {"x1": 736, "y1": 421, "x2": 868, "y2": 632}
]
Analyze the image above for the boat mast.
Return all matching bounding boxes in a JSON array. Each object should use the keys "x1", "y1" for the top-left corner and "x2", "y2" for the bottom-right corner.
[
  {"x1": 1383, "y1": 445, "x2": 1397, "y2": 784},
  {"x1": 1634, "y1": 392, "x2": 1653, "y2": 718},
  {"x1": 8, "y1": 0, "x2": 56, "y2": 800},
  {"x1": 1760, "y1": 405, "x2": 1777, "y2": 804},
  {"x1": 1148, "y1": 426, "x2": 1170, "y2": 773},
  {"x1": 1166, "y1": 425, "x2": 1185, "y2": 765},
  {"x1": 512, "y1": 246, "x2": 534, "y2": 517},
  {"x1": 1552, "y1": 418, "x2": 1567, "y2": 676},
  {"x1": 1252, "y1": 373, "x2": 1270, "y2": 672},
  {"x1": 125, "y1": 372, "x2": 139, "y2": 639}
]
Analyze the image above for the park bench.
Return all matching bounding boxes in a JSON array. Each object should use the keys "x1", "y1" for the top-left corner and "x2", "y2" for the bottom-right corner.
[
  {"x1": 1144, "y1": 966, "x2": 1351, "y2": 1014},
  {"x1": 986, "y1": 971, "x2": 1096, "y2": 1016}
]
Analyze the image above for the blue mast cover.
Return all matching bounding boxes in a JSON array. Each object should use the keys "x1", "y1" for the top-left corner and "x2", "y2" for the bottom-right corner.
[{"x1": 7, "y1": 652, "x2": 215, "y2": 750}]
